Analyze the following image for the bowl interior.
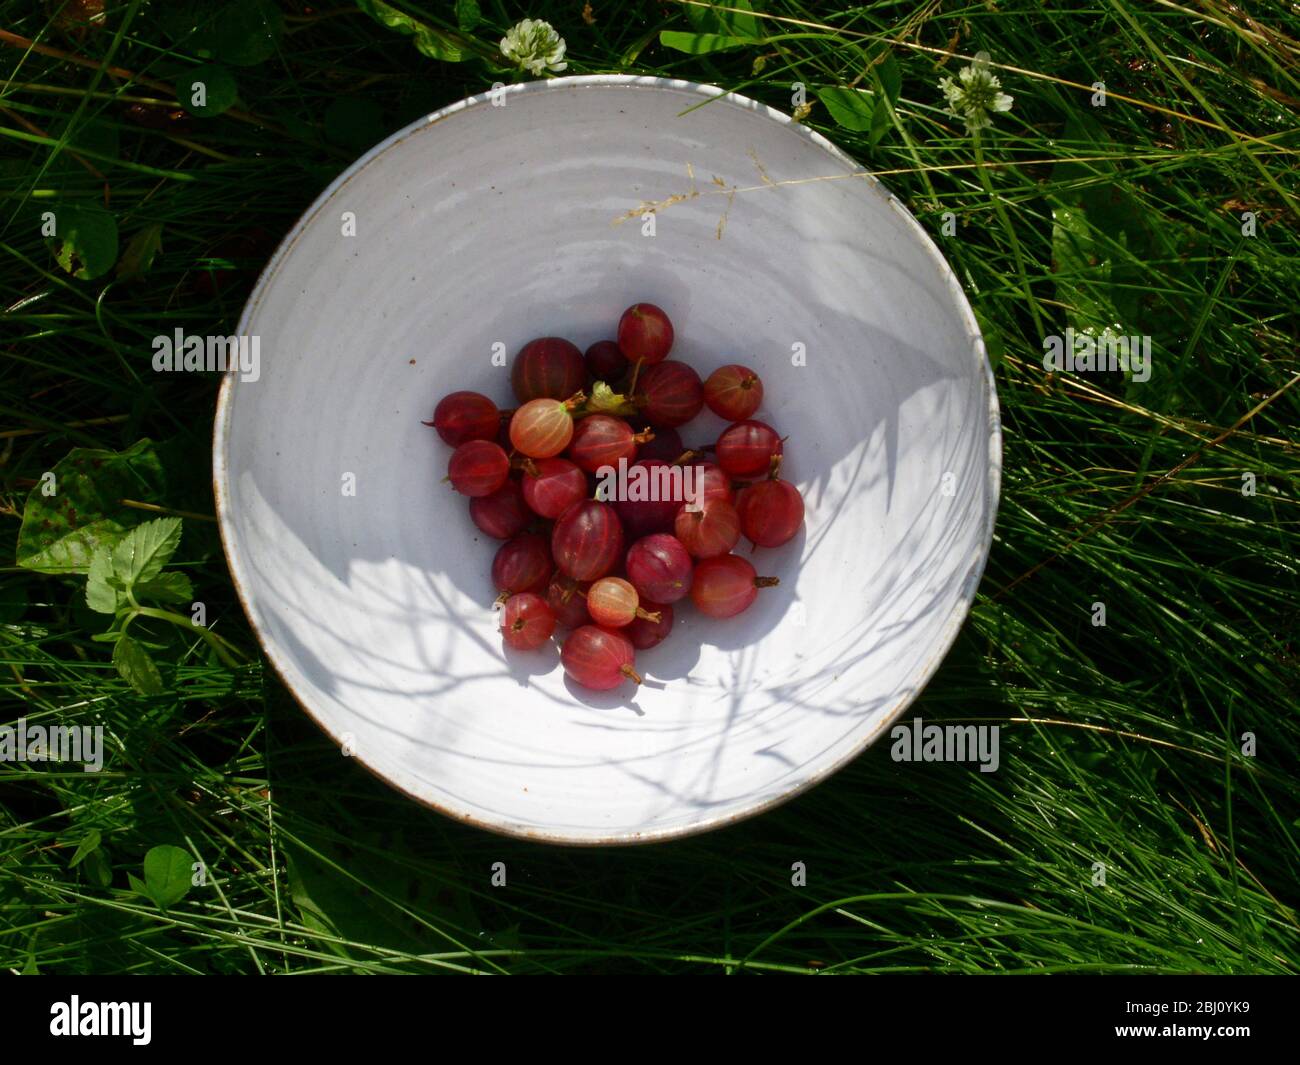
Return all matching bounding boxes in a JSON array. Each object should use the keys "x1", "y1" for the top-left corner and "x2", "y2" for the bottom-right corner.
[{"x1": 215, "y1": 77, "x2": 1000, "y2": 844}]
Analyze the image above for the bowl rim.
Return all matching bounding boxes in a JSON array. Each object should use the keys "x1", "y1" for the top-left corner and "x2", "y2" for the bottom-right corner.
[{"x1": 212, "y1": 74, "x2": 1004, "y2": 846}]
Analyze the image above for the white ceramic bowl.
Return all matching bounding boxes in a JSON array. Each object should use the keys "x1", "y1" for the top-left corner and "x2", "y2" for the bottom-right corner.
[{"x1": 214, "y1": 75, "x2": 1001, "y2": 845}]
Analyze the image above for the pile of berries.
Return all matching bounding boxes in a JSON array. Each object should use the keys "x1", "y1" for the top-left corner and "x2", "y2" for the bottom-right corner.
[{"x1": 427, "y1": 303, "x2": 804, "y2": 691}]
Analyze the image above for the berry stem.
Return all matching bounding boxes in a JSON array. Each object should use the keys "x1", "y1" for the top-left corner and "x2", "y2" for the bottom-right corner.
[
  {"x1": 620, "y1": 664, "x2": 643, "y2": 685},
  {"x1": 635, "y1": 607, "x2": 662, "y2": 623},
  {"x1": 754, "y1": 576, "x2": 780, "y2": 588}
]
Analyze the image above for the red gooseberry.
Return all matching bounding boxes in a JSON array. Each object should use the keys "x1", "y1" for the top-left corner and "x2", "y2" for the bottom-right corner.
[
  {"x1": 551, "y1": 499, "x2": 625, "y2": 582},
  {"x1": 625, "y1": 533, "x2": 693, "y2": 604},
  {"x1": 561, "y1": 625, "x2": 641, "y2": 690},
  {"x1": 568, "y1": 414, "x2": 650, "y2": 474},
  {"x1": 684, "y1": 462, "x2": 735, "y2": 507},
  {"x1": 546, "y1": 573, "x2": 591, "y2": 629},
  {"x1": 703, "y1": 365, "x2": 763, "y2": 421},
  {"x1": 521, "y1": 457, "x2": 587, "y2": 519},
  {"x1": 491, "y1": 533, "x2": 553, "y2": 596},
  {"x1": 625, "y1": 601, "x2": 673, "y2": 649},
  {"x1": 611, "y1": 458, "x2": 686, "y2": 539},
  {"x1": 509, "y1": 395, "x2": 583, "y2": 458},
  {"x1": 587, "y1": 576, "x2": 661, "y2": 628},
  {"x1": 617, "y1": 303, "x2": 674, "y2": 365},
  {"x1": 500, "y1": 593, "x2": 556, "y2": 650},
  {"x1": 511, "y1": 338, "x2": 586, "y2": 403},
  {"x1": 634, "y1": 425, "x2": 683, "y2": 463},
  {"x1": 690, "y1": 554, "x2": 778, "y2": 618},
  {"x1": 636, "y1": 361, "x2": 704, "y2": 428},
  {"x1": 585, "y1": 340, "x2": 628, "y2": 383},
  {"x1": 715, "y1": 420, "x2": 783, "y2": 479},
  {"x1": 448, "y1": 439, "x2": 510, "y2": 497},
  {"x1": 673, "y1": 497, "x2": 741, "y2": 559},
  {"x1": 736, "y1": 477, "x2": 805, "y2": 548},
  {"x1": 469, "y1": 478, "x2": 530, "y2": 539},
  {"x1": 426, "y1": 390, "x2": 499, "y2": 447}
]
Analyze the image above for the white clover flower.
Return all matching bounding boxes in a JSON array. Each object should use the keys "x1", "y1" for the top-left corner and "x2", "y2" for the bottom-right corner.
[
  {"x1": 500, "y1": 18, "x2": 568, "y2": 75},
  {"x1": 938, "y1": 51, "x2": 1014, "y2": 134}
]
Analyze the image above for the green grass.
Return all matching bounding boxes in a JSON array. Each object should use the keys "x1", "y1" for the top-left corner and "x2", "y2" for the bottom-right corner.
[{"x1": 1, "y1": 0, "x2": 1297, "y2": 974}]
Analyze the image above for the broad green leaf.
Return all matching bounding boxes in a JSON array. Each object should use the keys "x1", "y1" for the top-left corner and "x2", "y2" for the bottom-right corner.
[
  {"x1": 113, "y1": 635, "x2": 164, "y2": 695},
  {"x1": 684, "y1": 3, "x2": 711, "y2": 29},
  {"x1": 817, "y1": 87, "x2": 876, "y2": 132},
  {"x1": 876, "y1": 53, "x2": 902, "y2": 105},
  {"x1": 69, "y1": 829, "x2": 102, "y2": 868},
  {"x1": 212, "y1": 0, "x2": 283, "y2": 66},
  {"x1": 45, "y1": 203, "x2": 118, "y2": 280},
  {"x1": 82, "y1": 847, "x2": 113, "y2": 889},
  {"x1": 134, "y1": 571, "x2": 194, "y2": 605},
  {"x1": 869, "y1": 94, "x2": 892, "y2": 146},
  {"x1": 820, "y1": 55, "x2": 901, "y2": 143},
  {"x1": 85, "y1": 547, "x2": 121, "y2": 614},
  {"x1": 1051, "y1": 203, "x2": 1122, "y2": 333},
  {"x1": 142, "y1": 845, "x2": 194, "y2": 910},
  {"x1": 115, "y1": 222, "x2": 164, "y2": 280},
  {"x1": 869, "y1": 56, "x2": 902, "y2": 147},
  {"x1": 724, "y1": 0, "x2": 761, "y2": 38},
  {"x1": 69, "y1": 831, "x2": 114, "y2": 887},
  {"x1": 685, "y1": 0, "x2": 760, "y2": 37},
  {"x1": 111, "y1": 516, "x2": 182, "y2": 588},
  {"x1": 127, "y1": 873, "x2": 149, "y2": 899},
  {"x1": 20, "y1": 518, "x2": 125, "y2": 575},
  {"x1": 17, "y1": 440, "x2": 165, "y2": 574},
  {"x1": 176, "y1": 64, "x2": 238, "y2": 117},
  {"x1": 659, "y1": 31, "x2": 754, "y2": 55},
  {"x1": 1052, "y1": 111, "x2": 1122, "y2": 201},
  {"x1": 356, "y1": 0, "x2": 473, "y2": 62},
  {"x1": 1052, "y1": 112, "x2": 1147, "y2": 261},
  {"x1": 1048, "y1": 115, "x2": 1185, "y2": 340},
  {"x1": 454, "y1": 0, "x2": 480, "y2": 31}
]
